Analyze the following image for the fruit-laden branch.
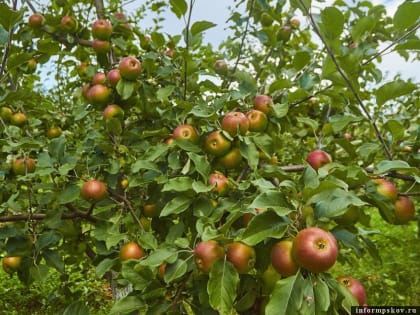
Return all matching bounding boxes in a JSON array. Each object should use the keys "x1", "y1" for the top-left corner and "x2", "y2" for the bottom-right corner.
[{"x1": 298, "y1": 0, "x2": 393, "y2": 161}]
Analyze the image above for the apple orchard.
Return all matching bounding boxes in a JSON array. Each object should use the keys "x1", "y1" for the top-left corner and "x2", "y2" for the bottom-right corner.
[{"x1": 0, "y1": 0, "x2": 419, "y2": 314}]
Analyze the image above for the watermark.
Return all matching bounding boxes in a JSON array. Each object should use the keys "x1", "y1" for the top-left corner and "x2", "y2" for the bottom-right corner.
[{"x1": 352, "y1": 306, "x2": 419, "y2": 315}]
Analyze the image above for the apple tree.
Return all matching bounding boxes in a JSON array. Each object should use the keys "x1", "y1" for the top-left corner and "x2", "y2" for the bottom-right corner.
[{"x1": 0, "y1": 0, "x2": 419, "y2": 314}]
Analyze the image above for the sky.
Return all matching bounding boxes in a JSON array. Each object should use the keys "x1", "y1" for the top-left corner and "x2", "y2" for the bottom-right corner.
[{"x1": 122, "y1": 0, "x2": 419, "y2": 82}]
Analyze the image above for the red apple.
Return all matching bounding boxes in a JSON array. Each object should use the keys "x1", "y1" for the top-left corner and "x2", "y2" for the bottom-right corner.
[
  {"x1": 87, "y1": 84, "x2": 111, "y2": 106},
  {"x1": 28, "y1": 13, "x2": 44, "y2": 28},
  {"x1": 80, "y1": 179, "x2": 108, "y2": 202},
  {"x1": 221, "y1": 111, "x2": 249, "y2": 137},
  {"x1": 337, "y1": 276, "x2": 367, "y2": 305},
  {"x1": 204, "y1": 131, "x2": 232, "y2": 157},
  {"x1": 253, "y1": 94, "x2": 273, "y2": 115},
  {"x1": 217, "y1": 147, "x2": 243, "y2": 169},
  {"x1": 194, "y1": 240, "x2": 225, "y2": 273},
  {"x1": 92, "y1": 19, "x2": 113, "y2": 40},
  {"x1": 2, "y1": 256, "x2": 22, "y2": 274},
  {"x1": 10, "y1": 112, "x2": 28, "y2": 127},
  {"x1": 12, "y1": 157, "x2": 36, "y2": 175},
  {"x1": 92, "y1": 40, "x2": 111, "y2": 54},
  {"x1": 214, "y1": 59, "x2": 228, "y2": 75},
  {"x1": 394, "y1": 195, "x2": 415, "y2": 224},
  {"x1": 118, "y1": 56, "x2": 142, "y2": 81},
  {"x1": 246, "y1": 109, "x2": 268, "y2": 132},
  {"x1": 372, "y1": 178, "x2": 398, "y2": 201},
  {"x1": 292, "y1": 227, "x2": 338, "y2": 273},
  {"x1": 226, "y1": 242, "x2": 256, "y2": 274},
  {"x1": 92, "y1": 72, "x2": 107, "y2": 85},
  {"x1": 165, "y1": 48, "x2": 175, "y2": 58},
  {"x1": 271, "y1": 239, "x2": 298, "y2": 277},
  {"x1": 103, "y1": 104, "x2": 124, "y2": 120},
  {"x1": 208, "y1": 172, "x2": 229, "y2": 196},
  {"x1": 107, "y1": 69, "x2": 121, "y2": 87},
  {"x1": 47, "y1": 126, "x2": 62, "y2": 139},
  {"x1": 60, "y1": 15, "x2": 77, "y2": 33},
  {"x1": 120, "y1": 241, "x2": 146, "y2": 261},
  {"x1": 306, "y1": 149, "x2": 332, "y2": 170},
  {"x1": 172, "y1": 124, "x2": 199, "y2": 144}
]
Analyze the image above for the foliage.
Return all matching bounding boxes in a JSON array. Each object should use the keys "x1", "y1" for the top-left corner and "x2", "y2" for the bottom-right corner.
[{"x1": 0, "y1": 0, "x2": 419, "y2": 314}]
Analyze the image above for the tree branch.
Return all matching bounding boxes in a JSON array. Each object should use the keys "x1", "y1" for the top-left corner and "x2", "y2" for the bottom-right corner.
[
  {"x1": 183, "y1": 0, "x2": 195, "y2": 100},
  {"x1": 94, "y1": 0, "x2": 105, "y2": 19},
  {"x1": 0, "y1": 207, "x2": 99, "y2": 223}
]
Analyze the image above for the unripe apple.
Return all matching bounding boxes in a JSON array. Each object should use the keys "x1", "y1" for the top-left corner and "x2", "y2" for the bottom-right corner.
[
  {"x1": 306, "y1": 149, "x2": 332, "y2": 170},
  {"x1": 118, "y1": 56, "x2": 142, "y2": 81},
  {"x1": 271, "y1": 239, "x2": 298, "y2": 277},
  {"x1": 277, "y1": 25, "x2": 292, "y2": 42},
  {"x1": 92, "y1": 19, "x2": 113, "y2": 40},
  {"x1": 2, "y1": 256, "x2": 22, "y2": 274},
  {"x1": 394, "y1": 195, "x2": 415, "y2": 224},
  {"x1": 217, "y1": 147, "x2": 243, "y2": 169},
  {"x1": 0, "y1": 106, "x2": 13, "y2": 122},
  {"x1": 103, "y1": 104, "x2": 124, "y2": 120},
  {"x1": 47, "y1": 126, "x2": 62, "y2": 139},
  {"x1": 142, "y1": 203, "x2": 160, "y2": 218},
  {"x1": 12, "y1": 157, "x2": 36, "y2": 175},
  {"x1": 120, "y1": 178, "x2": 129, "y2": 189},
  {"x1": 372, "y1": 178, "x2": 398, "y2": 201},
  {"x1": 92, "y1": 72, "x2": 107, "y2": 85},
  {"x1": 92, "y1": 40, "x2": 111, "y2": 54},
  {"x1": 120, "y1": 241, "x2": 146, "y2": 261},
  {"x1": 80, "y1": 179, "x2": 108, "y2": 202},
  {"x1": 337, "y1": 276, "x2": 367, "y2": 305},
  {"x1": 107, "y1": 69, "x2": 121, "y2": 87},
  {"x1": 208, "y1": 172, "x2": 229, "y2": 196},
  {"x1": 194, "y1": 240, "x2": 225, "y2": 273},
  {"x1": 289, "y1": 17, "x2": 300, "y2": 28},
  {"x1": 221, "y1": 111, "x2": 249, "y2": 137},
  {"x1": 226, "y1": 242, "x2": 256, "y2": 274},
  {"x1": 10, "y1": 112, "x2": 28, "y2": 127},
  {"x1": 26, "y1": 58, "x2": 37, "y2": 73},
  {"x1": 292, "y1": 227, "x2": 338, "y2": 273},
  {"x1": 253, "y1": 94, "x2": 273, "y2": 115},
  {"x1": 334, "y1": 206, "x2": 360, "y2": 226},
  {"x1": 246, "y1": 109, "x2": 268, "y2": 132},
  {"x1": 214, "y1": 59, "x2": 228, "y2": 75},
  {"x1": 28, "y1": 13, "x2": 44, "y2": 28},
  {"x1": 87, "y1": 84, "x2": 111, "y2": 106},
  {"x1": 60, "y1": 15, "x2": 78, "y2": 33},
  {"x1": 260, "y1": 12, "x2": 274, "y2": 27},
  {"x1": 172, "y1": 124, "x2": 199, "y2": 144},
  {"x1": 204, "y1": 131, "x2": 231, "y2": 157}
]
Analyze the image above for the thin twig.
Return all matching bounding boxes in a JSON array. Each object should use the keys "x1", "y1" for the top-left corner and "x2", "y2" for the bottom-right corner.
[
  {"x1": 94, "y1": 0, "x2": 105, "y2": 19},
  {"x1": 183, "y1": 0, "x2": 195, "y2": 100},
  {"x1": 299, "y1": 0, "x2": 393, "y2": 161}
]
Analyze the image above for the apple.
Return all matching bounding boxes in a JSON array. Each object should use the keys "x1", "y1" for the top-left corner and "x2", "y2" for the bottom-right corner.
[
  {"x1": 87, "y1": 84, "x2": 111, "y2": 106},
  {"x1": 158, "y1": 263, "x2": 167, "y2": 279},
  {"x1": 289, "y1": 17, "x2": 300, "y2": 28},
  {"x1": 292, "y1": 227, "x2": 338, "y2": 273},
  {"x1": 103, "y1": 104, "x2": 124, "y2": 120},
  {"x1": 260, "y1": 12, "x2": 274, "y2": 27},
  {"x1": 221, "y1": 111, "x2": 249, "y2": 137},
  {"x1": 2, "y1": 256, "x2": 22, "y2": 274},
  {"x1": 253, "y1": 94, "x2": 273, "y2": 115},
  {"x1": 165, "y1": 48, "x2": 175, "y2": 58},
  {"x1": 80, "y1": 179, "x2": 108, "y2": 202},
  {"x1": 60, "y1": 15, "x2": 78, "y2": 33},
  {"x1": 142, "y1": 203, "x2": 161, "y2": 218},
  {"x1": 261, "y1": 264, "x2": 282, "y2": 295},
  {"x1": 394, "y1": 195, "x2": 415, "y2": 224},
  {"x1": 214, "y1": 59, "x2": 228, "y2": 75},
  {"x1": 27, "y1": 58, "x2": 37, "y2": 73},
  {"x1": 208, "y1": 172, "x2": 229, "y2": 196},
  {"x1": 47, "y1": 126, "x2": 62, "y2": 139},
  {"x1": 107, "y1": 69, "x2": 121, "y2": 87},
  {"x1": 81, "y1": 83, "x2": 91, "y2": 101},
  {"x1": 337, "y1": 276, "x2": 367, "y2": 305},
  {"x1": 92, "y1": 40, "x2": 111, "y2": 54},
  {"x1": 12, "y1": 157, "x2": 36, "y2": 175},
  {"x1": 172, "y1": 124, "x2": 199, "y2": 144},
  {"x1": 306, "y1": 149, "x2": 332, "y2": 170},
  {"x1": 334, "y1": 206, "x2": 360, "y2": 226},
  {"x1": 271, "y1": 239, "x2": 298, "y2": 277},
  {"x1": 120, "y1": 178, "x2": 129, "y2": 189},
  {"x1": 28, "y1": 13, "x2": 44, "y2": 28},
  {"x1": 277, "y1": 25, "x2": 292, "y2": 42},
  {"x1": 194, "y1": 240, "x2": 225, "y2": 273},
  {"x1": 349, "y1": 41, "x2": 359, "y2": 50},
  {"x1": 120, "y1": 241, "x2": 146, "y2": 261},
  {"x1": 372, "y1": 178, "x2": 398, "y2": 201},
  {"x1": 0, "y1": 106, "x2": 13, "y2": 121},
  {"x1": 92, "y1": 19, "x2": 113, "y2": 40},
  {"x1": 246, "y1": 109, "x2": 268, "y2": 132},
  {"x1": 226, "y1": 242, "x2": 256, "y2": 274},
  {"x1": 204, "y1": 131, "x2": 232, "y2": 156},
  {"x1": 343, "y1": 133, "x2": 352, "y2": 140},
  {"x1": 92, "y1": 72, "x2": 107, "y2": 85},
  {"x1": 217, "y1": 147, "x2": 243, "y2": 169},
  {"x1": 163, "y1": 136, "x2": 174, "y2": 145},
  {"x1": 118, "y1": 56, "x2": 142, "y2": 81},
  {"x1": 10, "y1": 112, "x2": 28, "y2": 127}
]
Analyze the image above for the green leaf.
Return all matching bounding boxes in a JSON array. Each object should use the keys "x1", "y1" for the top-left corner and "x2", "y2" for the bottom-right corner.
[
  {"x1": 351, "y1": 16, "x2": 376, "y2": 41},
  {"x1": 249, "y1": 191, "x2": 291, "y2": 211},
  {"x1": 320, "y1": 7, "x2": 344, "y2": 39},
  {"x1": 109, "y1": 296, "x2": 145, "y2": 315},
  {"x1": 131, "y1": 160, "x2": 161, "y2": 173},
  {"x1": 192, "y1": 180, "x2": 213, "y2": 193},
  {"x1": 157, "y1": 85, "x2": 175, "y2": 101},
  {"x1": 393, "y1": 2, "x2": 420, "y2": 31},
  {"x1": 265, "y1": 273, "x2": 305, "y2": 315},
  {"x1": 96, "y1": 258, "x2": 118, "y2": 278},
  {"x1": 207, "y1": 260, "x2": 239, "y2": 314},
  {"x1": 0, "y1": 25, "x2": 9, "y2": 45},
  {"x1": 290, "y1": 0, "x2": 312, "y2": 15},
  {"x1": 35, "y1": 231, "x2": 61, "y2": 251},
  {"x1": 164, "y1": 259, "x2": 188, "y2": 283},
  {"x1": 43, "y1": 249, "x2": 64, "y2": 273},
  {"x1": 0, "y1": 3, "x2": 23, "y2": 29},
  {"x1": 328, "y1": 115, "x2": 363, "y2": 133},
  {"x1": 116, "y1": 80, "x2": 135, "y2": 100},
  {"x1": 140, "y1": 248, "x2": 177, "y2": 267},
  {"x1": 58, "y1": 185, "x2": 80, "y2": 204},
  {"x1": 169, "y1": 0, "x2": 188, "y2": 18},
  {"x1": 273, "y1": 103, "x2": 289, "y2": 118},
  {"x1": 303, "y1": 166, "x2": 320, "y2": 189},
  {"x1": 63, "y1": 302, "x2": 90, "y2": 315},
  {"x1": 241, "y1": 211, "x2": 288, "y2": 246},
  {"x1": 314, "y1": 277, "x2": 330, "y2": 314},
  {"x1": 375, "y1": 80, "x2": 416, "y2": 106},
  {"x1": 162, "y1": 176, "x2": 193, "y2": 192},
  {"x1": 292, "y1": 51, "x2": 311, "y2": 71},
  {"x1": 191, "y1": 21, "x2": 217, "y2": 36},
  {"x1": 374, "y1": 160, "x2": 416, "y2": 174},
  {"x1": 160, "y1": 196, "x2": 192, "y2": 217},
  {"x1": 187, "y1": 152, "x2": 211, "y2": 180},
  {"x1": 240, "y1": 139, "x2": 259, "y2": 170}
]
